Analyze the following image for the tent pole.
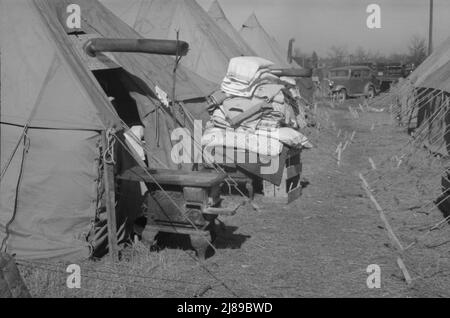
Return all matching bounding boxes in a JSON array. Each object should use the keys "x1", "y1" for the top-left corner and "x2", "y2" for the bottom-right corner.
[{"x1": 102, "y1": 131, "x2": 119, "y2": 263}]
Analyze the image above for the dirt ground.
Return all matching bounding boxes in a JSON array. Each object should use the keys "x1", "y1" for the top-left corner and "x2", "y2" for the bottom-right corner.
[{"x1": 19, "y1": 98, "x2": 450, "y2": 298}]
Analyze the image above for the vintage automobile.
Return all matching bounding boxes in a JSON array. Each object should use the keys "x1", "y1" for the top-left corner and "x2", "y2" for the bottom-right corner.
[
  {"x1": 375, "y1": 63, "x2": 408, "y2": 91},
  {"x1": 328, "y1": 65, "x2": 380, "y2": 101}
]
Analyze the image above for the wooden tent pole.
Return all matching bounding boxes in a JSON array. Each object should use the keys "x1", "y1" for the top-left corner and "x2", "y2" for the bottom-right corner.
[{"x1": 102, "y1": 131, "x2": 119, "y2": 262}]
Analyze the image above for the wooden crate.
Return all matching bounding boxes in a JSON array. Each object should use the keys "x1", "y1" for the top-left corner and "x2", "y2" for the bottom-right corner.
[{"x1": 263, "y1": 149, "x2": 302, "y2": 204}]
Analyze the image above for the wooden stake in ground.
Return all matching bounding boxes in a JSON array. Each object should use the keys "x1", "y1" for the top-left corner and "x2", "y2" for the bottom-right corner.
[
  {"x1": 342, "y1": 140, "x2": 350, "y2": 151},
  {"x1": 359, "y1": 104, "x2": 365, "y2": 112},
  {"x1": 349, "y1": 106, "x2": 359, "y2": 119},
  {"x1": 102, "y1": 131, "x2": 119, "y2": 263},
  {"x1": 337, "y1": 145, "x2": 342, "y2": 166},
  {"x1": 358, "y1": 173, "x2": 412, "y2": 285},
  {"x1": 368, "y1": 157, "x2": 377, "y2": 170},
  {"x1": 397, "y1": 257, "x2": 412, "y2": 285}
]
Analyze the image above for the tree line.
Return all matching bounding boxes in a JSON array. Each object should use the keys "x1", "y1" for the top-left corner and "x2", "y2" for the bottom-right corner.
[{"x1": 294, "y1": 35, "x2": 428, "y2": 69}]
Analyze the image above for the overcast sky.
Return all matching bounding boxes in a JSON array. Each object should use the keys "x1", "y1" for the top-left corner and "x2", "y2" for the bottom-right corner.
[{"x1": 197, "y1": 0, "x2": 450, "y2": 57}]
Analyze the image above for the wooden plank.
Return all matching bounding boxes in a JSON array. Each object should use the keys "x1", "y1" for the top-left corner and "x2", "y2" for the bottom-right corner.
[
  {"x1": 287, "y1": 186, "x2": 302, "y2": 204},
  {"x1": 102, "y1": 132, "x2": 118, "y2": 263},
  {"x1": 145, "y1": 224, "x2": 209, "y2": 235},
  {"x1": 274, "y1": 176, "x2": 287, "y2": 198},
  {"x1": 359, "y1": 173, "x2": 404, "y2": 251},
  {"x1": 262, "y1": 153, "x2": 302, "y2": 204},
  {"x1": 263, "y1": 180, "x2": 275, "y2": 197},
  {"x1": 118, "y1": 166, "x2": 226, "y2": 188},
  {"x1": 397, "y1": 257, "x2": 412, "y2": 285},
  {"x1": 359, "y1": 173, "x2": 413, "y2": 285}
]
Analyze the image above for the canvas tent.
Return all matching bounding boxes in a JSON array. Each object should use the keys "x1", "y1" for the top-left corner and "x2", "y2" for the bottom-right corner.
[
  {"x1": 391, "y1": 36, "x2": 450, "y2": 157},
  {"x1": 239, "y1": 13, "x2": 295, "y2": 69},
  {"x1": 239, "y1": 13, "x2": 314, "y2": 103},
  {"x1": 0, "y1": 0, "x2": 215, "y2": 260},
  {"x1": 101, "y1": 0, "x2": 252, "y2": 84},
  {"x1": 207, "y1": 0, "x2": 255, "y2": 57},
  {"x1": 382, "y1": 37, "x2": 450, "y2": 214},
  {"x1": 408, "y1": 37, "x2": 450, "y2": 88}
]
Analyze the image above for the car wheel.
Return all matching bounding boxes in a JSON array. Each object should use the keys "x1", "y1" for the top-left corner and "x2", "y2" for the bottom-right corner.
[
  {"x1": 367, "y1": 86, "x2": 375, "y2": 99},
  {"x1": 338, "y1": 89, "x2": 347, "y2": 102}
]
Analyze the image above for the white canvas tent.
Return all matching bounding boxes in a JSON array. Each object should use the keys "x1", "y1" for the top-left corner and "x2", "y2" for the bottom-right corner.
[
  {"x1": 239, "y1": 13, "x2": 313, "y2": 102},
  {"x1": 207, "y1": 0, "x2": 255, "y2": 56},
  {"x1": 239, "y1": 13, "x2": 296, "y2": 68},
  {"x1": 101, "y1": 0, "x2": 252, "y2": 84},
  {"x1": 0, "y1": 0, "x2": 215, "y2": 260},
  {"x1": 390, "y1": 36, "x2": 450, "y2": 156}
]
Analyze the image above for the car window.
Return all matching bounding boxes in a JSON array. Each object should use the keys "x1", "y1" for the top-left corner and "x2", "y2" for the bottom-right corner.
[
  {"x1": 330, "y1": 70, "x2": 349, "y2": 77},
  {"x1": 361, "y1": 70, "x2": 370, "y2": 77},
  {"x1": 351, "y1": 70, "x2": 362, "y2": 78}
]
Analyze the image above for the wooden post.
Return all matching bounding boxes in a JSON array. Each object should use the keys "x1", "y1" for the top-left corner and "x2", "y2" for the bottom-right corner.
[
  {"x1": 359, "y1": 173, "x2": 413, "y2": 285},
  {"x1": 359, "y1": 173, "x2": 404, "y2": 250},
  {"x1": 368, "y1": 157, "x2": 377, "y2": 170},
  {"x1": 342, "y1": 140, "x2": 350, "y2": 151},
  {"x1": 338, "y1": 147, "x2": 342, "y2": 166},
  {"x1": 102, "y1": 131, "x2": 119, "y2": 262}
]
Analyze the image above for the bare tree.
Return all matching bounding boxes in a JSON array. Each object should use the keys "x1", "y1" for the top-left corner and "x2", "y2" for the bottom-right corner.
[
  {"x1": 353, "y1": 46, "x2": 368, "y2": 63},
  {"x1": 327, "y1": 45, "x2": 348, "y2": 67},
  {"x1": 408, "y1": 35, "x2": 427, "y2": 66}
]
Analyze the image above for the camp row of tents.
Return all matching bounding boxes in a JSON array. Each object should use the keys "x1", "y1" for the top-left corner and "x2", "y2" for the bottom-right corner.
[
  {"x1": 392, "y1": 35, "x2": 450, "y2": 157},
  {"x1": 102, "y1": 0, "x2": 302, "y2": 83},
  {"x1": 0, "y1": 0, "x2": 312, "y2": 260}
]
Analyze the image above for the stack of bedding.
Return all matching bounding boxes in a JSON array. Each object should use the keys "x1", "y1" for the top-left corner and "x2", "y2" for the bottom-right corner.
[{"x1": 202, "y1": 56, "x2": 313, "y2": 161}]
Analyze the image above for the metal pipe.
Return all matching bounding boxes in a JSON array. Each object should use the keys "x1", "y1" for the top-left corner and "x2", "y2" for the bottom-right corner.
[
  {"x1": 84, "y1": 38, "x2": 189, "y2": 57},
  {"x1": 287, "y1": 38, "x2": 295, "y2": 64}
]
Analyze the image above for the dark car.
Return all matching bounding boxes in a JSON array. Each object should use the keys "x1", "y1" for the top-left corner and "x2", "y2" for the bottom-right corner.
[
  {"x1": 328, "y1": 66, "x2": 380, "y2": 101},
  {"x1": 375, "y1": 63, "x2": 408, "y2": 91}
]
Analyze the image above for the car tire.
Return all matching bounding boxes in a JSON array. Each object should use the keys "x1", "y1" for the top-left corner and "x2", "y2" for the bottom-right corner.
[
  {"x1": 338, "y1": 88, "x2": 347, "y2": 102},
  {"x1": 367, "y1": 86, "x2": 375, "y2": 99}
]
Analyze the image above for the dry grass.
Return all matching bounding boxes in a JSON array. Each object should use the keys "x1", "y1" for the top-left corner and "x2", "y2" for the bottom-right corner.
[
  {"x1": 18, "y1": 241, "x2": 215, "y2": 298},
  {"x1": 17, "y1": 97, "x2": 450, "y2": 298}
]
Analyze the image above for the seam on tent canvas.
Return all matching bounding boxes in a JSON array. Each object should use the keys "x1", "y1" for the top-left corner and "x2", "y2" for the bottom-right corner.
[
  {"x1": 33, "y1": 0, "x2": 121, "y2": 131},
  {"x1": 0, "y1": 122, "x2": 102, "y2": 132},
  {"x1": 0, "y1": 134, "x2": 31, "y2": 252},
  {"x1": 0, "y1": 54, "x2": 59, "y2": 181}
]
